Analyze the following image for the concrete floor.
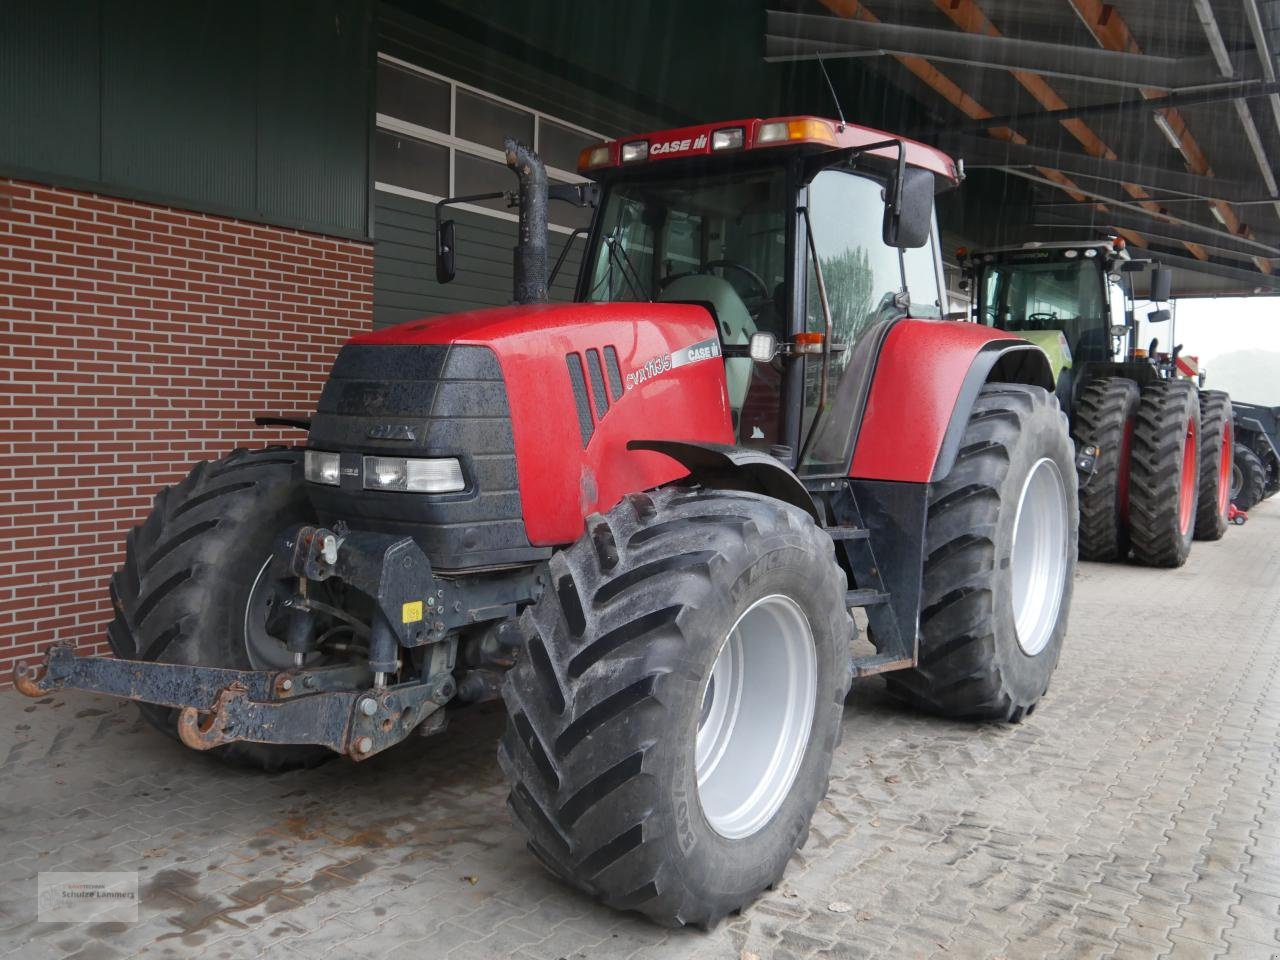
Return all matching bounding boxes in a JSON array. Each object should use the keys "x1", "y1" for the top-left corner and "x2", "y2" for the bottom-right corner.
[{"x1": 1, "y1": 504, "x2": 1278, "y2": 960}]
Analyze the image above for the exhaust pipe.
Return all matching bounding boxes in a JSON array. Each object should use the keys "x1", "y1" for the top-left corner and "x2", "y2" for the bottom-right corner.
[{"x1": 504, "y1": 138, "x2": 549, "y2": 305}]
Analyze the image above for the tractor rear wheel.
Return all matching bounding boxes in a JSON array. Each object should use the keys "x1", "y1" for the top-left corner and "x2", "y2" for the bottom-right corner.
[
  {"x1": 1071, "y1": 377, "x2": 1139, "y2": 561},
  {"x1": 499, "y1": 488, "x2": 852, "y2": 928},
  {"x1": 1194, "y1": 391, "x2": 1233, "y2": 541},
  {"x1": 107, "y1": 447, "x2": 333, "y2": 771},
  {"x1": 1232, "y1": 444, "x2": 1266, "y2": 511},
  {"x1": 886, "y1": 384, "x2": 1076, "y2": 722},
  {"x1": 1128, "y1": 381, "x2": 1201, "y2": 567}
]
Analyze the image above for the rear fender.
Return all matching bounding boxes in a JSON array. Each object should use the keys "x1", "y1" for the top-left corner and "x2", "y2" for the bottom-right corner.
[{"x1": 848, "y1": 320, "x2": 1052, "y2": 483}]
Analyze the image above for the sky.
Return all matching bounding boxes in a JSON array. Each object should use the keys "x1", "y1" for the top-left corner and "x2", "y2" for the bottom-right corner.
[{"x1": 1132, "y1": 296, "x2": 1280, "y2": 402}]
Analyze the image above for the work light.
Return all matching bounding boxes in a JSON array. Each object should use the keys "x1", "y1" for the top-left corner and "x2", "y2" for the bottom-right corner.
[
  {"x1": 712, "y1": 127, "x2": 744, "y2": 151},
  {"x1": 620, "y1": 141, "x2": 649, "y2": 162}
]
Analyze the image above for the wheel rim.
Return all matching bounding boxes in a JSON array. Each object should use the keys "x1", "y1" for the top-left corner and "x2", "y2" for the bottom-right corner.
[
  {"x1": 1010, "y1": 458, "x2": 1070, "y2": 657},
  {"x1": 1231, "y1": 461, "x2": 1243, "y2": 500},
  {"x1": 1178, "y1": 417, "x2": 1198, "y2": 535},
  {"x1": 1118, "y1": 417, "x2": 1135, "y2": 524},
  {"x1": 1217, "y1": 420, "x2": 1233, "y2": 515},
  {"x1": 244, "y1": 558, "x2": 302, "y2": 670},
  {"x1": 695, "y1": 594, "x2": 817, "y2": 840}
]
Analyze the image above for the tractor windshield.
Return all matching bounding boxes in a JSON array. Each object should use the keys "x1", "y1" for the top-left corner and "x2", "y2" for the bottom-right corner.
[
  {"x1": 582, "y1": 166, "x2": 790, "y2": 340},
  {"x1": 979, "y1": 257, "x2": 1112, "y2": 364}
]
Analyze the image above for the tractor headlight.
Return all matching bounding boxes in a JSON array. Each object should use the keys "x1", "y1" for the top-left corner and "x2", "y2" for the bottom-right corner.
[
  {"x1": 362, "y1": 456, "x2": 465, "y2": 494},
  {"x1": 304, "y1": 450, "x2": 341, "y2": 486}
]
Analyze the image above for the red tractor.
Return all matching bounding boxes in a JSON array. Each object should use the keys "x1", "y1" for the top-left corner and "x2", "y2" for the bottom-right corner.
[{"x1": 14, "y1": 117, "x2": 1077, "y2": 927}]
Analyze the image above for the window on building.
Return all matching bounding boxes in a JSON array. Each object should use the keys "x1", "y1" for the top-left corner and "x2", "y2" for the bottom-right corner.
[{"x1": 372, "y1": 53, "x2": 605, "y2": 236}]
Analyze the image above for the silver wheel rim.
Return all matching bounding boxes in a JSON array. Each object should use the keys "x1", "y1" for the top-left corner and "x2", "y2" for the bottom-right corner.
[
  {"x1": 1231, "y1": 462, "x2": 1243, "y2": 500},
  {"x1": 1010, "y1": 458, "x2": 1070, "y2": 657},
  {"x1": 695, "y1": 594, "x2": 817, "y2": 840},
  {"x1": 243, "y1": 558, "x2": 299, "y2": 670}
]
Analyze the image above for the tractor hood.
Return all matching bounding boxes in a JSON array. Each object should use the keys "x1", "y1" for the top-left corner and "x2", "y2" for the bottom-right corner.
[{"x1": 332, "y1": 301, "x2": 735, "y2": 546}]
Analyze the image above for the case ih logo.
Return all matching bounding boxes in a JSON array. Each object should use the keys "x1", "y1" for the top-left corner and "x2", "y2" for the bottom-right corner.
[
  {"x1": 650, "y1": 134, "x2": 708, "y2": 156},
  {"x1": 626, "y1": 337, "x2": 721, "y2": 390}
]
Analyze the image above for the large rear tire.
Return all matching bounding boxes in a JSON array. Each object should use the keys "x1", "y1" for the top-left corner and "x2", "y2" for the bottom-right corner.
[
  {"x1": 1232, "y1": 443, "x2": 1266, "y2": 511},
  {"x1": 1128, "y1": 381, "x2": 1201, "y2": 567},
  {"x1": 499, "y1": 488, "x2": 852, "y2": 928},
  {"x1": 107, "y1": 447, "x2": 333, "y2": 771},
  {"x1": 886, "y1": 384, "x2": 1076, "y2": 722},
  {"x1": 1194, "y1": 391, "x2": 1232, "y2": 541},
  {"x1": 1072, "y1": 378, "x2": 1139, "y2": 561}
]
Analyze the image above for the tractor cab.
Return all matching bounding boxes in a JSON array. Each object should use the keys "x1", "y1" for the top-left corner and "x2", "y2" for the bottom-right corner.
[
  {"x1": 441, "y1": 116, "x2": 957, "y2": 464},
  {"x1": 960, "y1": 240, "x2": 1173, "y2": 404}
]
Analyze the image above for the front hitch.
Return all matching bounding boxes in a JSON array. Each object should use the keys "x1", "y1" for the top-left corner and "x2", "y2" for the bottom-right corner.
[{"x1": 11, "y1": 642, "x2": 453, "y2": 761}]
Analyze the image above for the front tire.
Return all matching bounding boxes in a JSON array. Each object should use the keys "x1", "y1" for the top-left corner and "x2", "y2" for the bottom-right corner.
[
  {"x1": 107, "y1": 447, "x2": 333, "y2": 771},
  {"x1": 1072, "y1": 378, "x2": 1139, "y2": 561},
  {"x1": 1194, "y1": 391, "x2": 1232, "y2": 541},
  {"x1": 1128, "y1": 381, "x2": 1201, "y2": 567},
  {"x1": 886, "y1": 384, "x2": 1077, "y2": 722},
  {"x1": 1232, "y1": 443, "x2": 1266, "y2": 511},
  {"x1": 499, "y1": 489, "x2": 852, "y2": 928}
]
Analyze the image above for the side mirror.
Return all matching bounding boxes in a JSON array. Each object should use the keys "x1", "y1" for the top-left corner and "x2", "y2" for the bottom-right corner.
[
  {"x1": 435, "y1": 220, "x2": 456, "y2": 284},
  {"x1": 882, "y1": 166, "x2": 934, "y2": 249},
  {"x1": 1110, "y1": 324, "x2": 1128, "y2": 337},
  {"x1": 1147, "y1": 308, "x2": 1171, "y2": 323},
  {"x1": 1150, "y1": 265, "x2": 1172, "y2": 302},
  {"x1": 748, "y1": 332, "x2": 778, "y2": 363}
]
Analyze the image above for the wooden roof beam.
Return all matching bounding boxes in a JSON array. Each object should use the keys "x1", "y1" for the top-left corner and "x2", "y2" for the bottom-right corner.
[
  {"x1": 1067, "y1": 0, "x2": 1272, "y2": 274},
  {"x1": 813, "y1": 0, "x2": 1146, "y2": 246}
]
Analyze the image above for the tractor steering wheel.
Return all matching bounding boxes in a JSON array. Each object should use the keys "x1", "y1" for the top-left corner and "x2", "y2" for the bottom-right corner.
[
  {"x1": 1025, "y1": 312, "x2": 1058, "y2": 330},
  {"x1": 699, "y1": 260, "x2": 770, "y2": 302}
]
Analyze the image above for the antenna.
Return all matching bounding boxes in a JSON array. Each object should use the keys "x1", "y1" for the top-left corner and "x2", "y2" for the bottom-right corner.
[{"x1": 817, "y1": 56, "x2": 846, "y2": 131}]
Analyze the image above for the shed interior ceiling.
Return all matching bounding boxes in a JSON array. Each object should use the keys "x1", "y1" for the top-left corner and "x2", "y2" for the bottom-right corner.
[{"x1": 771, "y1": 0, "x2": 1280, "y2": 296}]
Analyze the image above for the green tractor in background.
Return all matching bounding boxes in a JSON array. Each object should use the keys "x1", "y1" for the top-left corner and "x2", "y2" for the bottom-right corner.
[{"x1": 960, "y1": 241, "x2": 1233, "y2": 567}]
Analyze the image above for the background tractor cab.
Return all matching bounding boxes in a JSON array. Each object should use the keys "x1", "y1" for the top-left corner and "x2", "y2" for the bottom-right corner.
[{"x1": 960, "y1": 240, "x2": 1174, "y2": 408}]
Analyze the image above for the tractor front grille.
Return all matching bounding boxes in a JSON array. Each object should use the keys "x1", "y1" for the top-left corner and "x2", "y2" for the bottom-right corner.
[{"x1": 305, "y1": 343, "x2": 547, "y2": 569}]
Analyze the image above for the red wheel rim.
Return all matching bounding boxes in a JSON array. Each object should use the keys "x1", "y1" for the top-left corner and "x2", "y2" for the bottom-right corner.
[
  {"x1": 1118, "y1": 417, "x2": 1135, "y2": 524},
  {"x1": 1217, "y1": 419, "x2": 1232, "y2": 516},
  {"x1": 1178, "y1": 416, "x2": 1198, "y2": 535}
]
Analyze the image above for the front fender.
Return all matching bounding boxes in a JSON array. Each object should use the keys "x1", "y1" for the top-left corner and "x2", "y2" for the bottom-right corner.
[
  {"x1": 849, "y1": 321, "x2": 1053, "y2": 483},
  {"x1": 627, "y1": 440, "x2": 820, "y2": 521}
]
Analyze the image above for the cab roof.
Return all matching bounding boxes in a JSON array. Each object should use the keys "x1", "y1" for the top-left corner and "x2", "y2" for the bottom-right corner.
[{"x1": 577, "y1": 115, "x2": 959, "y2": 184}]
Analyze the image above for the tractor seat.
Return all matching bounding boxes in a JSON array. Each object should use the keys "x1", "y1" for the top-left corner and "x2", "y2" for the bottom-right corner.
[{"x1": 657, "y1": 274, "x2": 757, "y2": 413}]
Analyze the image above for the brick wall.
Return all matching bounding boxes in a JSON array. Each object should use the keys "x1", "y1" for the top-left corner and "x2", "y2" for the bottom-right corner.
[{"x1": 0, "y1": 179, "x2": 373, "y2": 670}]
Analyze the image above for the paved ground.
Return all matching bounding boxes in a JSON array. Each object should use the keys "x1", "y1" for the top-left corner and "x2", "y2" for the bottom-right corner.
[{"x1": 1, "y1": 506, "x2": 1278, "y2": 960}]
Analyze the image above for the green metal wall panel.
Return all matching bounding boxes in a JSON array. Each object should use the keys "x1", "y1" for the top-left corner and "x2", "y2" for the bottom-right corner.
[
  {"x1": 0, "y1": 1, "x2": 100, "y2": 181},
  {"x1": 102, "y1": 1, "x2": 257, "y2": 211},
  {"x1": 257, "y1": 0, "x2": 373, "y2": 236},
  {"x1": 0, "y1": 0, "x2": 371, "y2": 239}
]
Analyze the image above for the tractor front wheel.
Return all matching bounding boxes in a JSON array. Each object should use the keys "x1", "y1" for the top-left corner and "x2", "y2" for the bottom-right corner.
[
  {"x1": 107, "y1": 447, "x2": 333, "y2": 771},
  {"x1": 1232, "y1": 443, "x2": 1266, "y2": 511},
  {"x1": 499, "y1": 488, "x2": 852, "y2": 928},
  {"x1": 1128, "y1": 381, "x2": 1201, "y2": 566},
  {"x1": 1194, "y1": 391, "x2": 1233, "y2": 541},
  {"x1": 886, "y1": 383, "x2": 1077, "y2": 722}
]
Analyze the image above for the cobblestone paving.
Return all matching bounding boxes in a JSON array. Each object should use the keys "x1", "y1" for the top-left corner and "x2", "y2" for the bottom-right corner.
[{"x1": 1, "y1": 505, "x2": 1278, "y2": 960}]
